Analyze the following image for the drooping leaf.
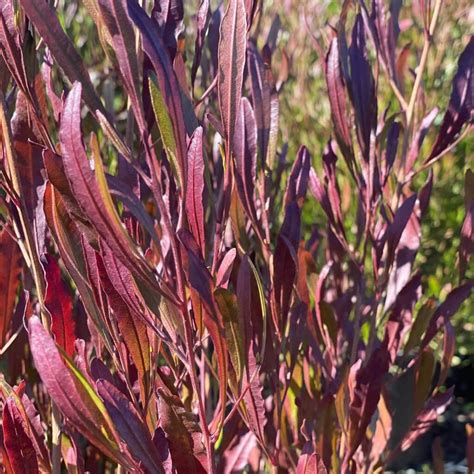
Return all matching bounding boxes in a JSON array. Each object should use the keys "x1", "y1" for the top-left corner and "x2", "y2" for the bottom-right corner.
[
  {"x1": 96, "y1": 379, "x2": 164, "y2": 473},
  {"x1": 418, "y1": 281, "x2": 474, "y2": 353},
  {"x1": 43, "y1": 254, "x2": 76, "y2": 358},
  {"x1": 400, "y1": 388, "x2": 454, "y2": 451}
]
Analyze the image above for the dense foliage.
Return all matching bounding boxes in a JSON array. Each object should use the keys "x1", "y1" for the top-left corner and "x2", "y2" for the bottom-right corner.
[{"x1": 0, "y1": 0, "x2": 472, "y2": 472}]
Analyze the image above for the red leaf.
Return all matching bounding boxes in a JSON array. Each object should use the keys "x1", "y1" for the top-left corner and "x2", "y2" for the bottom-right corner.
[
  {"x1": 28, "y1": 316, "x2": 132, "y2": 467},
  {"x1": 0, "y1": 229, "x2": 22, "y2": 347},
  {"x1": 43, "y1": 254, "x2": 76, "y2": 358},
  {"x1": 185, "y1": 126, "x2": 206, "y2": 258},
  {"x1": 2, "y1": 398, "x2": 38, "y2": 474},
  {"x1": 296, "y1": 442, "x2": 327, "y2": 474}
]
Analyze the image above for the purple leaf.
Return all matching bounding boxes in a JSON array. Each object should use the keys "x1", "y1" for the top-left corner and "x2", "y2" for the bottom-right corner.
[
  {"x1": 345, "y1": 347, "x2": 390, "y2": 464},
  {"x1": 326, "y1": 38, "x2": 352, "y2": 156},
  {"x1": 28, "y1": 316, "x2": 133, "y2": 467},
  {"x1": 400, "y1": 388, "x2": 454, "y2": 451},
  {"x1": 284, "y1": 145, "x2": 311, "y2": 207},
  {"x1": 222, "y1": 431, "x2": 256, "y2": 474},
  {"x1": 191, "y1": 0, "x2": 210, "y2": 90},
  {"x1": 419, "y1": 281, "x2": 474, "y2": 353},
  {"x1": 383, "y1": 273, "x2": 422, "y2": 363},
  {"x1": 349, "y1": 14, "x2": 376, "y2": 161},
  {"x1": 234, "y1": 97, "x2": 258, "y2": 225},
  {"x1": 459, "y1": 204, "x2": 474, "y2": 280},
  {"x1": 96, "y1": 379, "x2": 164, "y2": 473},
  {"x1": 427, "y1": 37, "x2": 473, "y2": 161},
  {"x1": 248, "y1": 41, "x2": 273, "y2": 165}
]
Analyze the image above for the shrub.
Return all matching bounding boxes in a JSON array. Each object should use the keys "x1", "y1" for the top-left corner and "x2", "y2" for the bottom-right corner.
[{"x1": 0, "y1": 0, "x2": 472, "y2": 472}]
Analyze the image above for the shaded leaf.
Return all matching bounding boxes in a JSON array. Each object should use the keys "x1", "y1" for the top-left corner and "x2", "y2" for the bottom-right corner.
[
  {"x1": 0, "y1": 229, "x2": 22, "y2": 347},
  {"x1": 96, "y1": 379, "x2": 164, "y2": 473}
]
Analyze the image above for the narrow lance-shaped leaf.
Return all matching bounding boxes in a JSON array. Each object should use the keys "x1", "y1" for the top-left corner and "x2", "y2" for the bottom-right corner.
[
  {"x1": 326, "y1": 38, "x2": 352, "y2": 156},
  {"x1": 96, "y1": 379, "x2": 165, "y2": 474},
  {"x1": 59, "y1": 82, "x2": 159, "y2": 293},
  {"x1": 427, "y1": 36, "x2": 473, "y2": 161},
  {"x1": 418, "y1": 281, "x2": 474, "y2": 354},
  {"x1": 43, "y1": 254, "x2": 76, "y2": 358},
  {"x1": 17, "y1": 0, "x2": 105, "y2": 116},
  {"x1": 0, "y1": 229, "x2": 22, "y2": 347},
  {"x1": 247, "y1": 41, "x2": 272, "y2": 165},
  {"x1": 128, "y1": 0, "x2": 187, "y2": 180},
  {"x1": 234, "y1": 97, "x2": 258, "y2": 226},
  {"x1": 349, "y1": 13, "x2": 376, "y2": 162},
  {"x1": 2, "y1": 398, "x2": 38, "y2": 474},
  {"x1": 157, "y1": 388, "x2": 207, "y2": 474},
  {"x1": 28, "y1": 316, "x2": 134, "y2": 468},
  {"x1": 185, "y1": 126, "x2": 206, "y2": 258},
  {"x1": 96, "y1": 249, "x2": 150, "y2": 403},
  {"x1": 98, "y1": 0, "x2": 145, "y2": 132},
  {"x1": 148, "y1": 74, "x2": 182, "y2": 189},
  {"x1": 215, "y1": 288, "x2": 245, "y2": 386},
  {"x1": 218, "y1": 0, "x2": 247, "y2": 150},
  {"x1": 191, "y1": 0, "x2": 210, "y2": 90}
]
